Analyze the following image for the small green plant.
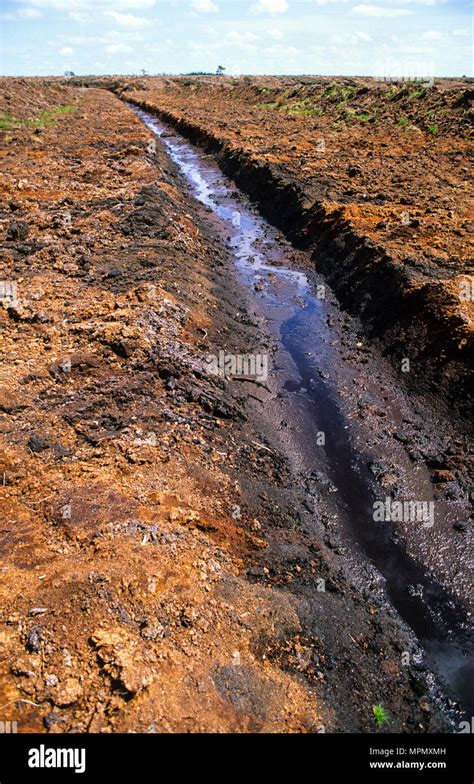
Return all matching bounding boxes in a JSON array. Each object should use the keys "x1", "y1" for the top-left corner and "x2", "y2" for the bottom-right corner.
[
  {"x1": 398, "y1": 116, "x2": 409, "y2": 126},
  {"x1": 373, "y1": 703, "x2": 389, "y2": 728},
  {"x1": 323, "y1": 83, "x2": 344, "y2": 100},
  {"x1": 338, "y1": 85, "x2": 356, "y2": 102},
  {"x1": 285, "y1": 99, "x2": 321, "y2": 116},
  {"x1": 256, "y1": 101, "x2": 279, "y2": 110},
  {"x1": 355, "y1": 112, "x2": 371, "y2": 121},
  {"x1": 36, "y1": 104, "x2": 77, "y2": 122},
  {"x1": 53, "y1": 104, "x2": 77, "y2": 114},
  {"x1": 0, "y1": 112, "x2": 13, "y2": 129},
  {"x1": 428, "y1": 123, "x2": 439, "y2": 134},
  {"x1": 287, "y1": 106, "x2": 321, "y2": 116},
  {"x1": 0, "y1": 104, "x2": 77, "y2": 131},
  {"x1": 409, "y1": 88, "x2": 427, "y2": 99}
]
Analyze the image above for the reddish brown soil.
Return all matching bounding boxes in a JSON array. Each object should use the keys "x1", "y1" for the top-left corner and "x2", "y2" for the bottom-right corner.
[
  {"x1": 0, "y1": 83, "x2": 323, "y2": 733},
  {"x1": 0, "y1": 78, "x2": 466, "y2": 735}
]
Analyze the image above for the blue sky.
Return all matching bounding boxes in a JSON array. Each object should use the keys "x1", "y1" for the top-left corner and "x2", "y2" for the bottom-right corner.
[{"x1": 0, "y1": 0, "x2": 472, "y2": 77}]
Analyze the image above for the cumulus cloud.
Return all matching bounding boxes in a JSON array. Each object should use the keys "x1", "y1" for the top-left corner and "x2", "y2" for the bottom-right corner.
[
  {"x1": 191, "y1": 0, "x2": 218, "y2": 12},
  {"x1": 17, "y1": 7, "x2": 43, "y2": 18},
  {"x1": 262, "y1": 43, "x2": 298, "y2": 56},
  {"x1": 351, "y1": 4, "x2": 413, "y2": 17},
  {"x1": 59, "y1": 46, "x2": 73, "y2": 54},
  {"x1": 250, "y1": 0, "x2": 289, "y2": 15},
  {"x1": 105, "y1": 42, "x2": 134, "y2": 53},
  {"x1": 105, "y1": 11, "x2": 149, "y2": 27},
  {"x1": 226, "y1": 30, "x2": 259, "y2": 43},
  {"x1": 69, "y1": 11, "x2": 92, "y2": 22},
  {"x1": 267, "y1": 28, "x2": 284, "y2": 40},
  {"x1": 27, "y1": 0, "x2": 156, "y2": 9},
  {"x1": 420, "y1": 30, "x2": 443, "y2": 40},
  {"x1": 67, "y1": 29, "x2": 143, "y2": 45},
  {"x1": 0, "y1": 6, "x2": 42, "y2": 20},
  {"x1": 396, "y1": 0, "x2": 440, "y2": 4},
  {"x1": 331, "y1": 31, "x2": 372, "y2": 44}
]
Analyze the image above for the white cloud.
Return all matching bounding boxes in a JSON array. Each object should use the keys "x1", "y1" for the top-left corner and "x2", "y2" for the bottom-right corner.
[
  {"x1": 17, "y1": 7, "x2": 43, "y2": 18},
  {"x1": 331, "y1": 31, "x2": 372, "y2": 44},
  {"x1": 263, "y1": 43, "x2": 298, "y2": 57},
  {"x1": 420, "y1": 30, "x2": 443, "y2": 40},
  {"x1": 351, "y1": 4, "x2": 413, "y2": 17},
  {"x1": 250, "y1": 0, "x2": 288, "y2": 15},
  {"x1": 60, "y1": 46, "x2": 73, "y2": 54},
  {"x1": 27, "y1": 0, "x2": 156, "y2": 9},
  {"x1": 69, "y1": 10, "x2": 91, "y2": 22},
  {"x1": 105, "y1": 43, "x2": 134, "y2": 53},
  {"x1": 267, "y1": 28, "x2": 284, "y2": 40},
  {"x1": 191, "y1": 0, "x2": 218, "y2": 12},
  {"x1": 67, "y1": 29, "x2": 143, "y2": 45},
  {"x1": 227, "y1": 30, "x2": 259, "y2": 43},
  {"x1": 397, "y1": 0, "x2": 440, "y2": 5},
  {"x1": 105, "y1": 11, "x2": 149, "y2": 27},
  {"x1": 0, "y1": 6, "x2": 42, "y2": 20}
]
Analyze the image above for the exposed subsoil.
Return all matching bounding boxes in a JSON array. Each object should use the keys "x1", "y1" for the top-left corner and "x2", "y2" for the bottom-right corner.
[{"x1": 0, "y1": 78, "x2": 471, "y2": 734}]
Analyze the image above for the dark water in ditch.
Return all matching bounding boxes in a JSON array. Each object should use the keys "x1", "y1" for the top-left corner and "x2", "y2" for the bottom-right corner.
[{"x1": 133, "y1": 106, "x2": 473, "y2": 719}]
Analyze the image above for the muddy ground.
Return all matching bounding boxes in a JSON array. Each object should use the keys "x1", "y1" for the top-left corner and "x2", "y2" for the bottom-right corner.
[
  {"x1": 0, "y1": 78, "x2": 471, "y2": 734},
  {"x1": 118, "y1": 75, "x2": 474, "y2": 423}
]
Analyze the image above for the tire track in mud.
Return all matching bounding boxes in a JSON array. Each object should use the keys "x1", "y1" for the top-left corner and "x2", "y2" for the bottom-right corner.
[{"x1": 131, "y1": 104, "x2": 473, "y2": 719}]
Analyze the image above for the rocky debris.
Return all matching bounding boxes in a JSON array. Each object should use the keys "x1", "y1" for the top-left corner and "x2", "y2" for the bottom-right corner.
[
  {"x1": 348, "y1": 165, "x2": 362, "y2": 178},
  {"x1": 6, "y1": 221, "x2": 29, "y2": 241},
  {"x1": 48, "y1": 677, "x2": 83, "y2": 707},
  {"x1": 431, "y1": 469, "x2": 456, "y2": 483},
  {"x1": 27, "y1": 434, "x2": 50, "y2": 453},
  {"x1": 90, "y1": 628, "x2": 153, "y2": 696},
  {"x1": 26, "y1": 627, "x2": 42, "y2": 653}
]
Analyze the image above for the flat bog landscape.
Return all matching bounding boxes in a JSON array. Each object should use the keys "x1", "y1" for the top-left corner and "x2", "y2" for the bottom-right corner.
[{"x1": 0, "y1": 0, "x2": 472, "y2": 775}]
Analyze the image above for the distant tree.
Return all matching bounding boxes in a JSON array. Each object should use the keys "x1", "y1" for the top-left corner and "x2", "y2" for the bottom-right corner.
[
  {"x1": 64, "y1": 70, "x2": 75, "y2": 77},
  {"x1": 216, "y1": 65, "x2": 226, "y2": 76}
]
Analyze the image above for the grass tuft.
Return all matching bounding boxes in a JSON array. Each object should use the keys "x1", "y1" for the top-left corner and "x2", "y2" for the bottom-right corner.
[{"x1": 373, "y1": 703, "x2": 389, "y2": 728}]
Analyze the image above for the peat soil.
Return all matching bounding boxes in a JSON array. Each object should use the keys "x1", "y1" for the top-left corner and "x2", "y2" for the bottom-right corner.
[
  {"x1": 0, "y1": 80, "x2": 471, "y2": 734},
  {"x1": 120, "y1": 75, "x2": 473, "y2": 425},
  {"x1": 133, "y1": 107, "x2": 473, "y2": 719}
]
